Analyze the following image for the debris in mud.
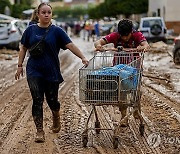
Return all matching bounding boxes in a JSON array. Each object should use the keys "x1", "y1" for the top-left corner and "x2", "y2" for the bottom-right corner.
[
  {"x1": 0, "y1": 49, "x2": 18, "y2": 60},
  {"x1": 0, "y1": 38, "x2": 179, "y2": 154},
  {"x1": 0, "y1": 48, "x2": 17, "y2": 55},
  {"x1": 149, "y1": 41, "x2": 168, "y2": 53},
  {"x1": 4, "y1": 55, "x2": 13, "y2": 60}
]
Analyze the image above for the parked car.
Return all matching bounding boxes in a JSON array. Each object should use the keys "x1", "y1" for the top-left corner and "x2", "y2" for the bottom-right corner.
[
  {"x1": 100, "y1": 23, "x2": 114, "y2": 36},
  {"x1": 0, "y1": 14, "x2": 15, "y2": 20},
  {"x1": 172, "y1": 35, "x2": 180, "y2": 65},
  {"x1": 0, "y1": 19, "x2": 26, "y2": 50},
  {"x1": 133, "y1": 21, "x2": 139, "y2": 31},
  {"x1": 99, "y1": 21, "x2": 139, "y2": 36},
  {"x1": 139, "y1": 17, "x2": 167, "y2": 42}
]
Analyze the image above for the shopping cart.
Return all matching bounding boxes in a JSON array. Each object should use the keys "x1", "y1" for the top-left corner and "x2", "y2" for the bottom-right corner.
[{"x1": 79, "y1": 49, "x2": 145, "y2": 149}]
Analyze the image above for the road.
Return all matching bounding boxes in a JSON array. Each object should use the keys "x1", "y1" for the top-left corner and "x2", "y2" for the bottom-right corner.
[{"x1": 0, "y1": 38, "x2": 179, "y2": 154}]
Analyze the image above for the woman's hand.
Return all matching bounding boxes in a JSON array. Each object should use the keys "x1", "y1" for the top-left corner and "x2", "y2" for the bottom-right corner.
[
  {"x1": 15, "y1": 67, "x2": 23, "y2": 80},
  {"x1": 81, "y1": 57, "x2": 89, "y2": 67}
]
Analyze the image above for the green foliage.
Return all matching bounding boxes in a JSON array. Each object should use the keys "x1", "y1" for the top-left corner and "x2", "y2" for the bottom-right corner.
[
  {"x1": 12, "y1": 0, "x2": 33, "y2": 18},
  {"x1": 54, "y1": 6, "x2": 87, "y2": 20},
  {"x1": 89, "y1": 0, "x2": 148, "y2": 19},
  {"x1": 21, "y1": 0, "x2": 33, "y2": 6},
  {"x1": 11, "y1": 4, "x2": 32, "y2": 18},
  {"x1": 0, "y1": 0, "x2": 33, "y2": 18},
  {"x1": 49, "y1": 0, "x2": 63, "y2": 2},
  {"x1": 0, "y1": 0, "x2": 11, "y2": 14}
]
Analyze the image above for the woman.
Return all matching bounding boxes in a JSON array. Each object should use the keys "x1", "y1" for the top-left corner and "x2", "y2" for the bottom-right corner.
[
  {"x1": 28, "y1": 8, "x2": 39, "y2": 26},
  {"x1": 15, "y1": 3, "x2": 88, "y2": 143}
]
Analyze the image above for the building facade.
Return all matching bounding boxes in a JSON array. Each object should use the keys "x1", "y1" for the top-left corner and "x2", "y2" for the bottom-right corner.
[
  {"x1": 148, "y1": 0, "x2": 180, "y2": 34},
  {"x1": 64, "y1": 0, "x2": 104, "y2": 8}
]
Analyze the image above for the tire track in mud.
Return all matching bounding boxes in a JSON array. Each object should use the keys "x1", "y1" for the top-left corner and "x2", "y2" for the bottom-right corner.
[
  {"x1": 0, "y1": 51, "x2": 97, "y2": 154},
  {"x1": 89, "y1": 105, "x2": 161, "y2": 154},
  {"x1": 0, "y1": 52, "x2": 82, "y2": 153},
  {"x1": 0, "y1": 79, "x2": 32, "y2": 153},
  {"x1": 0, "y1": 46, "x2": 179, "y2": 153},
  {"x1": 140, "y1": 84, "x2": 180, "y2": 154},
  {"x1": 52, "y1": 65, "x2": 179, "y2": 153},
  {"x1": 81, "y1": 81, "x2": 179, "y2": 154},
  {"x1": 54, "y1": 72, "x2": 100, "y2": 154}
]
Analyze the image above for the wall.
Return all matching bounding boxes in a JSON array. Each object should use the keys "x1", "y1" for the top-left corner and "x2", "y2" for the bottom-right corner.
[
  {"x1": 166, "y1": 0, "x2": 180, "y2": 21},
  {"x1": 166, "y1": 22, "x2": 180, "y2": 34},
  {"x1": 148, "y1": 0, "x2": 180, "y2": 34},
  {"x1": 148, "y1": 0, "x2": 167, "y2": 19}
]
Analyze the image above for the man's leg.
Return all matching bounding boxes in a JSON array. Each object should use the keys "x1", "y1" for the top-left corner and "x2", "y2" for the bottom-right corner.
[{"x1": 119, "y1": 91, "x2": 128, "y2": 127}]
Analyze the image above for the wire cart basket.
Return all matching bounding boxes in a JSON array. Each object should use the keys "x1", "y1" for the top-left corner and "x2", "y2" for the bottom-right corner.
[{"x1": 79, "y1": 51, "x2": 145, "y2": 149}]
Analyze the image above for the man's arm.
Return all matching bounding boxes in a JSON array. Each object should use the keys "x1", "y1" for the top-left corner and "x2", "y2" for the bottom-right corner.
[
  {"x1": 137, "y1": 40, "x2": 150, "y2": 52},
  {"x1": 94, "y1": 38, "x2": 107, "y2": 51}
]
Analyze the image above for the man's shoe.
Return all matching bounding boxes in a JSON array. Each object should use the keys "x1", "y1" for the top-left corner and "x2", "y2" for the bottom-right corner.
[
  {"x1": 120, "y1": 118, "x2": 128, "y2": 127},
  {"x1": 133, "y1": 110, "x2": 140, "y2": 119}
]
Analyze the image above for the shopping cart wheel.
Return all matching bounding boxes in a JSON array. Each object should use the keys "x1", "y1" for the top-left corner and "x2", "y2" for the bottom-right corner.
[
  {"x1": 95, "y1": 121, "x2": 101, "y2": 134},
  {"x1": 139, "y1": 124, "x2": 145, "y2": 136},
  {"x1": 82, "y1": 135, "x2": 88, "y2": 147},
  {"x1": 113, "y1": 137, "x2": 119, "y2": 149}
]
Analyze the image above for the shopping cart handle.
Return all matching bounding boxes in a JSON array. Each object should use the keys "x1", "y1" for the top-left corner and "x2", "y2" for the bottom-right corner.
[
  {"x1": 95, "y1": 48, "x2": 118, "y2": 52},
  {"x1": 95, "y1": 47, "x2": 146, "y2": 53},
  {"x1": 117, "y1": 46, "x2": 123, "y2": 52}
]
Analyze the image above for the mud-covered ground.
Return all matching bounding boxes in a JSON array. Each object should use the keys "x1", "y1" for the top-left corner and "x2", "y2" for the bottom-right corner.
[{"x1": 0, "y1": 38, "x2": 179, "y2": 154}]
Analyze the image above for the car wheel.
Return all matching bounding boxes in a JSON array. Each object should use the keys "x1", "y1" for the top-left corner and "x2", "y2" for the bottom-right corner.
[
  {"x1": 173, "y1": 49, "x2": 180, "y2": 65},
  {"x1": 150, "y1": 24, "x2": 162, "y2": 36}
]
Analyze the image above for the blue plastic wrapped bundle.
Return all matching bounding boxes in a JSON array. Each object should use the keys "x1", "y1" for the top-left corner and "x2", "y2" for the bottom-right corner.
[{"x1": 91, "y1": 64, "x2": 138, "y2": 90}]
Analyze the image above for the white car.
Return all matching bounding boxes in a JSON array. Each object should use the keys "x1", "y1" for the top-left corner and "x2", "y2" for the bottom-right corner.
[
  {"x1": 139, "y1": 17, "x2": 167, "y2": 42},
  {"x1": 0, "y1": 19, "x2": 26, "y2": 50},
  {"x1": 0, "y1": 14, "x2": 15, "y2": 20}
]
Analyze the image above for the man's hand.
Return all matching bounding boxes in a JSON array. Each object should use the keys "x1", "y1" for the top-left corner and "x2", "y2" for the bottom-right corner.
[
  {"x1": 138, "y1": 40, "x2": 150, "y2": 52},
  {"x1": 95, "y1": 44, "x2": 104, "y2": 52},
  {"x1": 94, "y1": 39, "x2": 107, "y2": 52}
]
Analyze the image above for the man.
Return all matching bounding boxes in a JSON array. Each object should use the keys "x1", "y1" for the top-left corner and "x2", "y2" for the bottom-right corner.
[
  {"x1": 94, "y1": 19, "x2": 149, "y2": 51},
  {"x1": 94, "y1": 19, "x2": 150, "y2": 126}
]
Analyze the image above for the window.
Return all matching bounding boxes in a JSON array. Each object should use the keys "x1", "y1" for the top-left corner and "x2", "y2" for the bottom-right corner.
[{"x1": 142, "y1": 19, "x2": 162, "y2": 28}]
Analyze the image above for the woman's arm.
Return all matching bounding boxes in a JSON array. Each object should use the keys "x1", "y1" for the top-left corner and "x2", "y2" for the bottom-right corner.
[
  {"x1": 15, "y1": 45, "x2": 27, "y2": 80},
  {"x1": 65, "y1": 42, "x2": 89, "y2": 66}
]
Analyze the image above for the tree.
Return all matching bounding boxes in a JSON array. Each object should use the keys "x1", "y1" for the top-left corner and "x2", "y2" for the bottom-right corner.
[
  {"x1": 49, "y1": 0, "x2": 63, "y2": 1},
  {"x1": 89, "y1": 0, "x2": 148, "y2": 19},
  {"x1": 54, "y1": 6, "x2": 87, "y2": 21},
  {"x1": 0, "y1": 0, "x2": 11, "y2": 14},
  {"x1": 11, "y1": 0, "x2": 33, "y2": 18}
]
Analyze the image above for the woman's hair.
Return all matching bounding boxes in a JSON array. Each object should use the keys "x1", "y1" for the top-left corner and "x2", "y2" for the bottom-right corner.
[
  {"x1": 118, "y1": 19, "x2": 133, "y2": 36},
  {"x1": 30, "y1": 9, "x2": 38, "y2": 22},
  {"x1": 37, "y1": 2, "x2": 52, "y2": 13}
]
